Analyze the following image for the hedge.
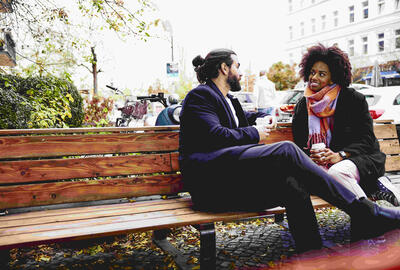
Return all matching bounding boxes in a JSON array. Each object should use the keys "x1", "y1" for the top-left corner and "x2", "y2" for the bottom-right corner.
[{"x1": 0, "y1": 74, "x2": 84, "y2": 129}]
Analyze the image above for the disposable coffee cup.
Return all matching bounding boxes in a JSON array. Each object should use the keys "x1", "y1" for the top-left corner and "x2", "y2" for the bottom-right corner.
[
  {"x1": 311, "y1": 143, "x2": 326, "y2": 150},
  {"x1": 256, "y1": 117, "x2": 269, "y2": 126}
]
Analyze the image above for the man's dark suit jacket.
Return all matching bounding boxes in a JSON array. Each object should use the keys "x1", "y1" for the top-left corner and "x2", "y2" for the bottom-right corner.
[
  {"x1": 179, "y1": 81, "x2": 266, "y2": 209},
  {"x1": 292, "y1": 87, "x2": 385, "y2": 194}
]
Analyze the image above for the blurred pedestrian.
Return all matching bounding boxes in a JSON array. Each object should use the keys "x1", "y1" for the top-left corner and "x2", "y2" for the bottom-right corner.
[
  {"x1": 292, "y1": 43, "x2": 400, "y2": 206},
  {"x1": 253, "y1": 70, "x2": 277, "y2": 115}
]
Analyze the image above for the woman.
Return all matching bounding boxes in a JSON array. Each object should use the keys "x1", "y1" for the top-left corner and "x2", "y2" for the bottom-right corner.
[{"x1": 292, "y1": 43, "x2": 400, "y2": 205}]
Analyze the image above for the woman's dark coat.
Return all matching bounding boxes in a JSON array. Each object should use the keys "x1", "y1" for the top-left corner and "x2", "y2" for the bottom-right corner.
[
  {"x1": 179, "y1": 81, "x2": 266, "y2": 209},
  {"x1": 292, "y1": 87, "x2": 385, "y2": 194}
]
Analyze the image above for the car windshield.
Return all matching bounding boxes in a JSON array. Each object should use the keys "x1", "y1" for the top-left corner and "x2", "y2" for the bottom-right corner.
[{"x1": 284, "y1": 91, "x2": 304, "y2": 104}]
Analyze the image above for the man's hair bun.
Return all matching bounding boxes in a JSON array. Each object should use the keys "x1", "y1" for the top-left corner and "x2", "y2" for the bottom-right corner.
[{"x1": 192, "y1": 55, "x2": 205, "y2": 67}]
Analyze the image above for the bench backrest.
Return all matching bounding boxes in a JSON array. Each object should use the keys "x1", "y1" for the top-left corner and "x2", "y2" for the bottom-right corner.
[
  {"x1": 373, "y1": 120, "x2": 400, "y2": 172},
  {"x1": 0, "y1": 126, "x2": 182, "y2": 210},
  {"x1": 0, "y1": 121, "x2": 397, "y2": 210}
]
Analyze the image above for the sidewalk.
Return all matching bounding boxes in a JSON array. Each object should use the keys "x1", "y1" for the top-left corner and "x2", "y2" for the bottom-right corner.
[{"x1": 9, "y1": 207, "x2": 352, "y2": 270}]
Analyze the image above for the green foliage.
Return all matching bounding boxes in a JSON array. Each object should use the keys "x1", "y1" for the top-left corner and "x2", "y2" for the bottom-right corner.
[
  {"x1": 0, "y1": 87, "x2": 32, "y2": 129},
  {"x1": 0, "y1": 74, "x2": 84, "y2": 129},
  {"x1": 83, "y1": 95, "x2": 114, "y2": 127},
  {"x1": 175, "y1": 75, "x2": 193, "y2": 100},
  {"x1": 267, "y1": 62, "x2": 300, "y2": 90}
]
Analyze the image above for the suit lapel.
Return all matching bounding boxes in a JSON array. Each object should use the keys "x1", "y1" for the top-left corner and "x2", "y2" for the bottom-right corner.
[
  {"x1": 207, "y1": 81, "x2": 237, "y2": 128},
  {"x1": 230, "y1": 95, "x2": 249, "y2": 127}
]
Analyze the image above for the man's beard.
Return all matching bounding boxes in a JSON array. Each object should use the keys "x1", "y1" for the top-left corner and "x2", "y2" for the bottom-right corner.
[{"x1": 227, "y1": 72, "x2": 241, "y2": 92}]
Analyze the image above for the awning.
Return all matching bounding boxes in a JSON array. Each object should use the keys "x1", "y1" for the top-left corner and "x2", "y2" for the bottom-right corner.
[{"x1": 363, "y1": 70, "x2": 400, "y2": 80}]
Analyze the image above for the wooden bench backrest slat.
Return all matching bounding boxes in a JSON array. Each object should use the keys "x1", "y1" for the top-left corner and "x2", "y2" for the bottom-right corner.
[
  {"x1": 386, "y1": 156, "x2": 400, "y2": 172},
  {"x1": 0, "y1": 174, "x2": 183, "y2": 209},
  {"x1": 379, "y1": 140, "x2": 400, "y2": 155},
  {"x1": 0, "y1": 132, "x2": 179, "y2": 159},
  {"x1": 0, "y1": 126, "x2": 180, "y2": 135},
  {"x1": 0, "y1": 153, "x2": 175, "y2": 184},
  {"x1": 373, "y1": 124, "x2": 398, "y2": 139},
  {"x1": 374, "y1": 123, "x2": 400, "y2": 172},
  {"x1": 259, "y1": 126, "x2": 293, "y2": 145}
]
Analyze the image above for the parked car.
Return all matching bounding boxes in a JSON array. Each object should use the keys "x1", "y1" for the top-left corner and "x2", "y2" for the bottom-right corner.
[
  {"x1": 350, "y1": 83, "x2": 376, "y2": 91},
  {"x1": 231, "y1": 91, "x2": 256, "y2": 111},
  {"x1": 276, "y1": 89, "x2": 304, "y2": 122},
  {"x1": 358, "y1": 86, "x2": 400, "y2": 124}
]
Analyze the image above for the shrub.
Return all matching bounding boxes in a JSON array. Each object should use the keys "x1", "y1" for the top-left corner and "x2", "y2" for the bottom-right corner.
[
  {"x1": 83, "y1": 95, "x2": 114, "y2": 127},
  {"x1": 0, "y1": 74, "x2": 84, "y2": 129}
]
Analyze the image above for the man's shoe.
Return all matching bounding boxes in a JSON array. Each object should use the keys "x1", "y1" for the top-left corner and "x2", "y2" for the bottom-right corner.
[
  {"x1": 370, "y1": 176, "x2": 400, "y2": 206},
  {"x1": 354, "y1": 198, "x2": 400, "y2": 240}
]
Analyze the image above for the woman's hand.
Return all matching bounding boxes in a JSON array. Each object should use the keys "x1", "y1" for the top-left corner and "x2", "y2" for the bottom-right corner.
[{"x1": 310, "y1": 148, "x2": 342, "y2": 166}]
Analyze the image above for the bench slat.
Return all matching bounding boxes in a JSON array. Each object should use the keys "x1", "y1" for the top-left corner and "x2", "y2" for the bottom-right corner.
[
  {"x1": 0, "y1": 197, "x2": 189, "y2": 222},
  {"x1": 0, "y1": 197, "x2": 330, "y2": 250},
  {"x1": 374, "y1": 124, "x2": 398, "y2": 139},
  {"x1": 386, "y1": 156, "x2": 400, "y2": 172},
  {"x1": 379, "y1": 139, "x2": 400, "y2": 155},
  {"x1": 260, "y1": 127, "x2": 293, "y2": 145},
  {"x1": 0, "y1": 174, "x2": 183, "y2": 209},
  {"x1": 0, "y1": 153, "x2": 177, "y2": 184},
  {"x1": 0, "y1": 126, "x2": 180, "y2": 135},
  {"x1": 0, "y1": 201, "x2": 193, "y2": 231},
  {"x1": 0, "y1": 132, "x2": 179, "y2": 159}
]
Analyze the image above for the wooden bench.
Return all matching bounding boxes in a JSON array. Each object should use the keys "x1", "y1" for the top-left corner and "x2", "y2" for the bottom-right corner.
[{"x1": 0, "y1": 121, "x2": 398, "y2": 269}]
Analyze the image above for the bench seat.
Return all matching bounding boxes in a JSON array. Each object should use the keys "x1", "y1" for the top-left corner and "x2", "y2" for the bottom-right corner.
[{"x1": 0, "y1": 196, "x2": 330, "y2": 250}]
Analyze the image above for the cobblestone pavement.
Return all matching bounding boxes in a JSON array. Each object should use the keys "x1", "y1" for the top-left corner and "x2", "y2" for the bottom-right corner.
[{"x1": 9, "y1": 207, "x2": 354, "y2": 270}]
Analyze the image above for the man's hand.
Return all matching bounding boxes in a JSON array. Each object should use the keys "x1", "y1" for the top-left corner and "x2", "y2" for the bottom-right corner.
[
  {"x1": 256, "y1": 115, "x2": 277, "y2": 129},
  {"x1": 255, "y1": 125, "x2": 271, "y2": 142}
]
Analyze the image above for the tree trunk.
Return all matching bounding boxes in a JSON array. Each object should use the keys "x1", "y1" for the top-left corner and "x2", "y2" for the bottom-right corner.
[{"x1": 91, "y1": 46, "x2": 98, "y2": 95}]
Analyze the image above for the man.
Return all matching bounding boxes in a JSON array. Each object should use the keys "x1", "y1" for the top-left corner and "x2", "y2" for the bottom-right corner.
[
  {"x1": 253, "y1": 70, "x2": 277, "y2": 115},
  {"x1": 179, "y1": 48, "x2": 400, "y2": 253}
]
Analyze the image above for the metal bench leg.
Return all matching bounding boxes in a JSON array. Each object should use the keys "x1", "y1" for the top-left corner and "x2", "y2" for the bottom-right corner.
[
  {"x1": 274, "y1": 213, "x2": 284, "y2": 223},
  {"x1": 0, "y1": 249, "x2": 10, "y2": 269},
  {"x1": 152, "y1": 229, "x2": 192, "y2": 270},
  {"x1": 199, "y1": 223, "x2": 216, "y2": 270}
]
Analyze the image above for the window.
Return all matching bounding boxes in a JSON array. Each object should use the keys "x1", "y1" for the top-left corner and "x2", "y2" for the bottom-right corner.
[
  {"x1": 378, "y1": 0, "x2": 385, "y2": 14},
  {"x1": 396, "y1": 29, "x2": 400, "y2": 49},
  {"x1": 349, "y1": 6, "x2": 354, "y2": 23},
  {"x1": 288, "y1": 0, "x2": 293, "y2": 12},
  {"x1": 348, "y1": 39, "x2": 354, "y2": 56},
  {"x1": 321, "y1": 15, "x2": 326, "y2": 30},
  {"x1": 363, "y1": 1, "x2": 369, "y2": 19},
  {"x1": 301, "y1": 22, "x2": 304, "y2": 36},
  {"x1": 362, "y1": 36, "x2": 368, "y2": 54},
  {"x1": 289, "y1": 26, "x2": 293, "y2": 40},
  {"x1": 378, "y1": 33, "x2": 384, "y2": 52},
  {"x1": 311, "y1": 18, "x2": 316, "y2": 33},
  {"x1": 333, "y1": 11, "x2": 339, "y2": 27},
  {"x1": 394, "y1": 94, "x2": 400, "y2": 106}
]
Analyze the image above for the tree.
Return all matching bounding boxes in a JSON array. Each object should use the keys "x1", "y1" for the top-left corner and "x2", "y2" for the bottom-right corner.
[
  {"x1": 267, "y1": 61, "x2": 300, "y2": 90},
  {"x1": 1, "y1": 0, "x2": 157, "y2": 91}
]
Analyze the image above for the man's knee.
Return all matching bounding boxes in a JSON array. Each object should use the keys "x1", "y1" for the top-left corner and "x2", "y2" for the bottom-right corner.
[{"x1": 278, "y1": 141, "x2": 301, "y2": 155}]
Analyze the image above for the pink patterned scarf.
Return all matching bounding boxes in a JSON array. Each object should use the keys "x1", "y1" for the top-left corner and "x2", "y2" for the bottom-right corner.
[{"x1": 305, "y1": 84, "x2": 341, "y2": 148}]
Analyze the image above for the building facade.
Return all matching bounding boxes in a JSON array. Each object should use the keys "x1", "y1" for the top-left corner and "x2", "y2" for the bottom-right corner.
[{"x1": 286, "y1": 0, "x2": 400, "y2": 85}]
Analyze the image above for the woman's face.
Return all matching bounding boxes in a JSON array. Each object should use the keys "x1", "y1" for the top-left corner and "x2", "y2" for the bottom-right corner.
[{"x1": 308, "y1": 61, "x2": 333, "y2": 92}]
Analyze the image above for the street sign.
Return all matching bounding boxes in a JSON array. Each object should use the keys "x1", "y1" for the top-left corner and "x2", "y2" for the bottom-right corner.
[{"x1": 166, "y1": 62, "x2": 179, "y2": 77}]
